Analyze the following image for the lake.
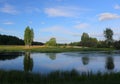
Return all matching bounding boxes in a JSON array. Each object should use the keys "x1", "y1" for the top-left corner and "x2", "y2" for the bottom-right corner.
[{"x1": 0, "y1": 51, "x2": 120, "y2": 74}]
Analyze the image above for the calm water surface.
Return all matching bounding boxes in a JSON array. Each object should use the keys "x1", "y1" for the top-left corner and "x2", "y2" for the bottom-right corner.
[{"x1": 0, "y1": 51, "x2": 120, "y2": 74}]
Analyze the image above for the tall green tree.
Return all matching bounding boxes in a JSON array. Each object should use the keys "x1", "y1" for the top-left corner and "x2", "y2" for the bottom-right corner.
[
  {"x1": 45, "y1": 37, "x2": 56, "y2": 46},
  {"x1": 104, "y1": 28, "x2": 113, "y2": 47},
  {"x1": 81, "y1": 32, "x2": 98, "y2": 47},
  {"x1": 30, "y1": 28, "x2": 34, "y2": 45},
  {"x1": 81, "y1": 32, "x2": 89, "y2": 47},
  {"x1": 24, "y1": 26, "x2": 34, "y2": 47}
]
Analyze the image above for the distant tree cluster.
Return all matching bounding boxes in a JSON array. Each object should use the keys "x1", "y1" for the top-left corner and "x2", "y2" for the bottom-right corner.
[
  {"x1": 0, "y1": 34, "x2": 43, "y2": 46},
  {"x1": 69, "y1": 42, "x2": 80, "y2": 46},
  {"x1": 97, "y1": 41, "x2": 108, "y2": 48},
  {"x1": 0, "y1": 34, "x2": 24, "y2": 45},
  {"x1": 80, "y1": 32, "x2": 98, "y2": 47},
  {"x1": 68, "y1": 28, "x2": 120, "y2": 49},
  {"x1": 45, "y1": 38, "x2": 56, "y2": 46},
  {"x1": 42, "y1": 27, "x2": 120, "y2": 49},
  {"x1": 114, "y1": 40, "x2": 120, "y2": 49},
  {"x1": 32, "y1": 42, "x2": 44, "y2": 45}
]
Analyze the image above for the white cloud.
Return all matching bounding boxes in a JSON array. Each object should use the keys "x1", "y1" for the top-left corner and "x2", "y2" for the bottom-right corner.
[
  {"x1": 98, "y1": 13, "x2": 120, "y2": 21},
  {"x1": 74, "y1": 23, "x2": 89, "y2": 29},
  {"x1": 44, "y1": 6, "x2": 82, "y2": 17},
  {"x1": 3, "y1": 21, "x2": 14, "y2": 25},
  {"x1": 114, "y1": 4, "x2": 120, "y2": 10},
  {"x1": 0, "y1": 4, "x2": 19, "y2": 15}
]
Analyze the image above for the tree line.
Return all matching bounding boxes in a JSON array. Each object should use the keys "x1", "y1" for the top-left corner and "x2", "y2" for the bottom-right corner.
[
  {"x1": 37, "y1": 27, "x2": 119, "y2": 49},
  {"x1": 0, "y1": 26, "x2": 43, "y2": 45},
  {"x1": 0, "y1": 34, "x2": 24, "y2": 45},
  {"x1": 70, "y1": 28, "x2": 120, "y2": 49},
  {"x1": 0, "y1": 26, "x2": 120, "y2": 49},
  {"x1": 0, "y1": 34, "x2": 43, "y2": 45}
]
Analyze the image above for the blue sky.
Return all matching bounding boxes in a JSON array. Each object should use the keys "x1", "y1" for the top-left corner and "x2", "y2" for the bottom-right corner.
[{"x1": 0, "y1": 0, "x2": 120, "y2": 43}]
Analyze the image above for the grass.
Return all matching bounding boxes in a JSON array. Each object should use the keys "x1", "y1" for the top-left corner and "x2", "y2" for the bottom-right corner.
[
  {"x1": 0, "y1": 45, "x2": 114, "y2": 53},
  {"x1": 0, "y1": 45, "x2": 24, "y2": 51},
  {"x1": 0, "y1": 70, "x2": 120, "y2": 84}
]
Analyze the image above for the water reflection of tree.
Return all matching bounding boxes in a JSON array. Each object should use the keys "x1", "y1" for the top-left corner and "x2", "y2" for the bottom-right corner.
[
  {"x1": 46, "y1": 53, "x2": 56, "y2": 60},
  {"x1": 82, "y1": 56, "x2": 89, "y2": 65},
  {"x1": 0, "y1": 52, "x2": 23, "y2": 60},
  {"x1": 105, "y1": 56, "x2": 114, "y2": 70},
  {"x1": 24, "y1": 52, "x2": 33, "y2": 72}
]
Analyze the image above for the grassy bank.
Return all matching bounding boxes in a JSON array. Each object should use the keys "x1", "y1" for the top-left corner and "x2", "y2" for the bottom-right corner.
[
  {"x1": 0, "y1": 70, "x2": 120, "y2": 84},
  {"x1": 0, "y1": 45, "x2": 114, "y2": 53},
  {"x1": 30, "y1": 47, "x2": 114, "y2": 53}
]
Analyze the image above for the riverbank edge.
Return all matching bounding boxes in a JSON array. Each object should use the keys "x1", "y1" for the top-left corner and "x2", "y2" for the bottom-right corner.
[{"x1": 0, "y1": 46, "x2": 115, "y2": 53}]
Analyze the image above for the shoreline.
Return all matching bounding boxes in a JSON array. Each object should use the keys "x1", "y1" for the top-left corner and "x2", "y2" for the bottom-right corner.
[{"x1": 0, "y1": 45, "x2": 115, "y2": 53}]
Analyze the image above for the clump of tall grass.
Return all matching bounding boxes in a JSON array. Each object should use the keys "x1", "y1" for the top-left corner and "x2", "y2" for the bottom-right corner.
[{"x1": 0, "y1": 70, "x2": 120, "y2": 84}]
